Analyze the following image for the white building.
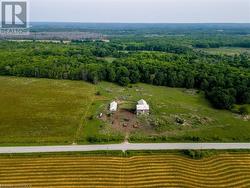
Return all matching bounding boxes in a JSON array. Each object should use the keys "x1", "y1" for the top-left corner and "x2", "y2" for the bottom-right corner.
[
  {"x1": 109, "y1": 101, "x2": 118, "y2": 112},
  {"x1": 136, "y1": 99, "x2": 150, "y2": 115}
]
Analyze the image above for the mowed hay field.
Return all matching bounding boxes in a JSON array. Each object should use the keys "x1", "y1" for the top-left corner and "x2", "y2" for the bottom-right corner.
[
  {"x1": 0, "y1": 153, "x2": 250, "y2": 187},
  {"x1": 0, "y1": 76, "x2": 102, "y2": 145}
]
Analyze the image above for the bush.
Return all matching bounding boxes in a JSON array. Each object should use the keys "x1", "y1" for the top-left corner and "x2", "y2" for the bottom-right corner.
[
  {"x1": 206, "y1": 87, "x2": 235, "y2": 110},
  {"x1": 182, "y1": 150, "x2": 216, "y2": 159},
  {"x1": 87, "y1": 134, "x2": 124, "y2": 143},
  {"x1": 176, "y1": 117, "x2": 185, "y2": 124},
  {"x1": 118, "y1": 77, "x2": 130, "y2": 86},
  {"x1": 186, "y1": 136, "x2": 201, "y2": 142},
  {"x1": 95, "y1": 91, "x2": 101, "y2": 96},
  {"x1": 88, "y1": 115, "x2": 94, "y2": 120},
  {"x1": 238, "y1": 106, "x2": 249, "y2": 115},
  {"x1": 129, "y1": 134, "x2": 169, "y2": 143}
]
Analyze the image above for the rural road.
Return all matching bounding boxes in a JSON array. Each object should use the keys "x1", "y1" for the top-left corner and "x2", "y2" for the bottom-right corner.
[{"x1": 0, "y1": 142, "x2": 250, "y2": 154}]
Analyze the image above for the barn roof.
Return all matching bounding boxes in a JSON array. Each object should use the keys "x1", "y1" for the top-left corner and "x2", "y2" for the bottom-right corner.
[
  {"x1": 137, "y1": 99, "x2": 147, "y2": 105},
  {"x1": 110, "y1": 101, "x2": 117, "y2": 106},
  {"x1": 110, "y1": 101, "x2": 118, "y2": 111},
  {"x1": 137, "y1": 99, "x2": 149, "y2": 111}
]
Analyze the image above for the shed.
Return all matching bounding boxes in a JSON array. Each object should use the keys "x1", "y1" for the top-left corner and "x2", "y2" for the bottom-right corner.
[
  {"x1": 109, "y1": 101, "x2": 118, "y2": 112},
  {"x1": 136, "y1": 99, "x2": 149, "y2": 115}
]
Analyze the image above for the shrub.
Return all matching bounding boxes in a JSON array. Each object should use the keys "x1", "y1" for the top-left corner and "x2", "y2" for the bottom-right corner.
[
  {"x1": 87, "y1": 134, "x2": 124, "y2": 143},
  {"x1": 188, "y1": 136, "x2": 201, "y2": 142},
  {"x1": 238, "y1": 106, "x2": 249, "y2": 115},
  {"x1": 176, "y1": 117, "x2": 185, "y2": 124},
  {"x1": 88, "y1": 115, "x2": 94, "y2": 120},
  {"x1": 95, "y1": 91, "x2": 101, "y2": 96},
  {"x1": 206, "y1": 87, "x2": 235, "y2": 110},
  {"x1": 182, "y1": 150, "x2": 216, "y2": 159}
]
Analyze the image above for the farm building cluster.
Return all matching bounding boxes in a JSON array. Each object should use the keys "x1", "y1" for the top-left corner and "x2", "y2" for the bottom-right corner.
[
  {"x1": 104, "y1": 99, "x2": 151, "y2": 132},
  {"x1": 109, "y1": 99, "x2": 150, "y2": 115}
]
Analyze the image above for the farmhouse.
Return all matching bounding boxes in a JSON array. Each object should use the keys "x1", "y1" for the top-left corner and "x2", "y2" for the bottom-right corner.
[
  {"x1": 109, "y1": 101, "x2": 118, "y2": 112},
  {"x1": 136, "y1": 99, "x2": 149, "y2": 115}
]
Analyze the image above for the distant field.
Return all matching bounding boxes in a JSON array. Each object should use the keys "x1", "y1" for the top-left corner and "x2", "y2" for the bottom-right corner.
[
  {"x1": 0, "y1": 153, "x2": 250, "y2": 187},
  {"x1": 200, "y1": 47, "x2": 250, "y2": 55},
  {"x1": 0, "y1": 76, "x2": 249, "y2": 145}
]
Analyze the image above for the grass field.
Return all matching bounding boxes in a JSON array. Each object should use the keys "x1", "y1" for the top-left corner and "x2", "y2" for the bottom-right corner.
[
  {"x1": 0, "y1": 153, "x2": 250, "y2": 187},
  {"x1": 0, "y1": 76, "x2": 249, "y2": 145},
  {"x1": 97, "y1": 82, "x2": 250, "y2": 142},
  {"x1": 200, "y1": 47, "x2": 250, "y2": 55},
  {"x1": 0, "y1": 76, "x2": 105, "y2": 145}
]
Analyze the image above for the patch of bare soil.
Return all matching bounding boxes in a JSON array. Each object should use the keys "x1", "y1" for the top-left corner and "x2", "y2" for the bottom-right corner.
[
  {"x1": 183, "y1": 89, "x2": 198, "y2": 95},
  {"x1": 99, "y1": 101, "x2": 156, "y2": 137},
  {"x1": 243, "y1": 115, "x2": 250, "y2": 121},
  {"x1": 234, "y1": 114, "x2": 250, "y2": 121},
  {"x1": 111, "y1": 109, "x2": 138, "y2": 134}
]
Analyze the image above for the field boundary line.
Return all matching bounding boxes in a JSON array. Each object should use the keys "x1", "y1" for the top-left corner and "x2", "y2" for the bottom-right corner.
[{"x1": 73, "y1": 87, "x2": 96, "y2": 144}]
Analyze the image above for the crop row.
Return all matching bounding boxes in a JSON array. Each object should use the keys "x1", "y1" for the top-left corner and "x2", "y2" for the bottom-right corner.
[{"x1": 0, "y1": 154, "x2": 249, "y2": 187}]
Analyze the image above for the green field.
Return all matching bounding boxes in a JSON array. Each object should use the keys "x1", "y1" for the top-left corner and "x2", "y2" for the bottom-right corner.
[
  {"x1": 0, "y1": 76, "x2": 104, "y2": 145},
  {"x1": 97, "y1": 82, "x2": 250, "y2": 142},
  {"x1": 200, "y1": 47, "x2": 250, "y2": 55},
  {"x1": 0, "y1": 76, "x2": 249, "y2": 145}
]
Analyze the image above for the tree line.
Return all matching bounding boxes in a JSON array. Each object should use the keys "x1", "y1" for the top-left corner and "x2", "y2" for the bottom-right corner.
[{"x1": 0, "y1": 41, "x2": 249, "y2": 110}]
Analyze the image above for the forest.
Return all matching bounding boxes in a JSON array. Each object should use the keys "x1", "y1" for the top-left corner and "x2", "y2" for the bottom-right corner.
[{"x1": 0, "y1": 25, "x2": 250, "y2": 111}]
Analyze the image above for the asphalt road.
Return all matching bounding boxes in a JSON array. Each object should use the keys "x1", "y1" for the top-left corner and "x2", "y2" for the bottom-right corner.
[{"x1": 0, "y1": 143, "x2": 250, "y2": 154}]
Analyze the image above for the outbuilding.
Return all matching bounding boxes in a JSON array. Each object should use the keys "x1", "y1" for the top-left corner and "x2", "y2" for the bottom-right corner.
[
  {"x1": 136, "y1": 99, "x2": 149, "y2": 115},
  {"x1": 109, "y1": 101, "x2": 118, "y2": 112}
]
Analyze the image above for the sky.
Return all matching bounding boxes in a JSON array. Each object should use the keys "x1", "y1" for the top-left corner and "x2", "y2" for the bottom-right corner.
[{"x1": 30, "y1": 0, "x2": 250, "y2": 23}]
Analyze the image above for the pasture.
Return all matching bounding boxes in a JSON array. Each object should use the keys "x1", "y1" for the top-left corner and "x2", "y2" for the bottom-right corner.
[
  {"x1": 97, "y1": 82, "x2": 250, "y2": 142},
  {"x1": 200, "y1": 47, "x2": 250, "y2": 55},
  {"x1": 0, "y1": 76, "x2": 104, "y2": 145},
  {"x1": 0, "y1": 153, "x2": 250, "y2": 187},
  {"x1": 0, "y1": 76, "x2": 249, "y2": 145}
]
